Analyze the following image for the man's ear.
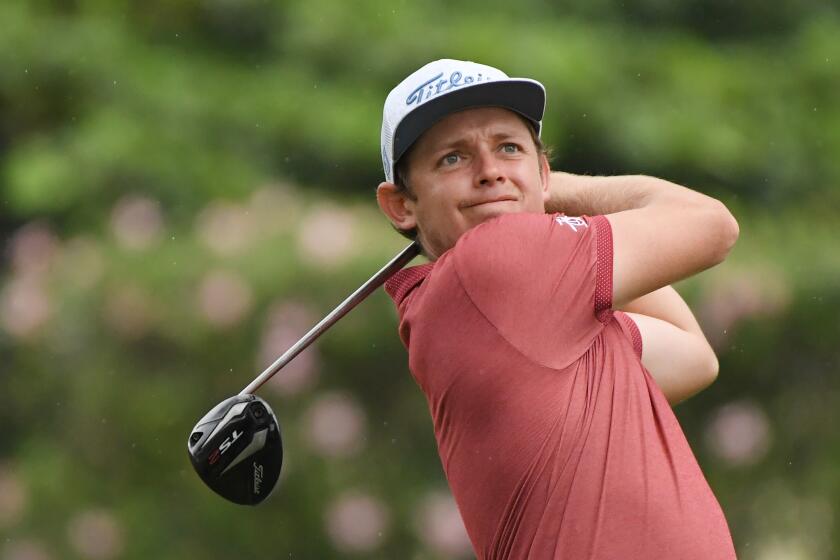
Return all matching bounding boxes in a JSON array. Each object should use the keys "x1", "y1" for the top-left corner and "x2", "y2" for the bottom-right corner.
[{"x1": 376, "y1": 182, "x2": 418, "y2": 231}]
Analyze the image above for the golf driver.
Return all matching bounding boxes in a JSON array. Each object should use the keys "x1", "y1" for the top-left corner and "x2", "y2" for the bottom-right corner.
[{"x1": 188, "y1": 242, "x2": 421, "y2": 505}]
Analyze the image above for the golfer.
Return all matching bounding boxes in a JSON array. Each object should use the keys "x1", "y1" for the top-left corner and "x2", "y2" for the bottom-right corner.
[{"x1": 376, "y1": 59, "x2": 738, "y2": 559}]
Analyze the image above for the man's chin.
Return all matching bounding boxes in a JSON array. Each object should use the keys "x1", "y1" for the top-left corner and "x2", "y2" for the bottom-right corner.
[{"x1": 467, "y1": 202, "x2": 522, "y2": 224}]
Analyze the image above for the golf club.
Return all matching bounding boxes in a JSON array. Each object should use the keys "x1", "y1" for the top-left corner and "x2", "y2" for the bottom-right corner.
[{"x1": 188, "y1": 242, "x2": 421, "y2": 505}]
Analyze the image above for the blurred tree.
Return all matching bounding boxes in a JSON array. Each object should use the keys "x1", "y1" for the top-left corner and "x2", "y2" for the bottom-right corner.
[{"x1": 1, "y1": 1, "x2": 839, "y2": 558}]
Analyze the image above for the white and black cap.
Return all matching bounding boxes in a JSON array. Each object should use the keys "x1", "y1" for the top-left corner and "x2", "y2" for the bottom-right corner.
[{"x1": 380, "y1": 59, "x2": 546, "y2": 183}]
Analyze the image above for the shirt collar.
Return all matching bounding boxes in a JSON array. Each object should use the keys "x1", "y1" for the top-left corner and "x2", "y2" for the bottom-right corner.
[{"x1": 384, "y1": 263, "x2": 434, "y2": 305}]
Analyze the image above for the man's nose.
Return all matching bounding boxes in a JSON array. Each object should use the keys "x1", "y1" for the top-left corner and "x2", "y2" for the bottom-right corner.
[{"x1": 474, "y1": 150, "x2": 504, "y2": 187}]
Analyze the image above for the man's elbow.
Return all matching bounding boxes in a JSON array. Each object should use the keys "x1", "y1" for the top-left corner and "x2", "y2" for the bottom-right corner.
[
  {"x1": 692, "y1": 337, "x2": 721, "y2": 394},
  {"x1": 674, "y1": 349, "x2": 719, "y2": 406},
  {"x1": 703, "y1": 349, "x2": 720, "y2": 389},
  {"x1": 695, "y1": 198, "x2": 740, "y2": 268},
  {"x1": 703, "y1": 200, "x2": 740, "y2": 266}
]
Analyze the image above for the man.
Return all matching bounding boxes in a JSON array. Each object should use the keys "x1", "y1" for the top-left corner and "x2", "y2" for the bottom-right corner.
[{"x1": 376, "y1": 59, "x2": 738, "y2": 559}]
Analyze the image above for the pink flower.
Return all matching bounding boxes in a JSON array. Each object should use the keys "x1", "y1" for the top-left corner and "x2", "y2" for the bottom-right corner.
[
  {"x1": 325, "y1": 491, "x2": 390, "y2": 553},
  {"x1": 196, "y1": 269, "x2": 253, "y2": 328},
  {"x1": 303, "y1": 392, "x2": 367, "y2": 458},
  {"x1": 66, "y1": 509, "x2": 124, "y2": 560},
  {"x1": 110, "y1": 194, "x2": 164, "y2": 250},
  {"x1": 705, "y1": 400, "x2": 772, "y2": 467},
  {"x1": 258, "y1": 301, "x2": 320, "y2": 396},
  {"x1": 415, "y1": 491, "x2": 473, "y2": 558},
  {"x1": 296, "y1": 205, "x2": 358, "y2": 268},
  {"x1": 0, "y1": 464, "x2": 27, "y2": 528}
]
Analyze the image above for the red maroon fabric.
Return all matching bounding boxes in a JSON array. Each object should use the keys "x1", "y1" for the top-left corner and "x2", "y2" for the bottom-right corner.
[
  {"x1": 615, "y1": 311, "x2": 643, "y2": 357},
  {"x1": 384, "y1": 212, "x2": 735, "y2": 559}
]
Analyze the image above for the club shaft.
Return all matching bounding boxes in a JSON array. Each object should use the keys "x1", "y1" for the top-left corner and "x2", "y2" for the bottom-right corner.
[{"x1": 240, "y1": 242, "x2": 421, "y2": 395}]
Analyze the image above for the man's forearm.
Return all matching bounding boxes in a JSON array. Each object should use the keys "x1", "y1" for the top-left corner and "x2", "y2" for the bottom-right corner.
[
  {"x1": 546, "y1": 171, "x2": 716, "y2": 216},
  {"x1": 620, "y1": 286, "x2": 706, "y2": 337},
  {"x1": 623, "y1": 288, "x2": 720, "y2": 404}
]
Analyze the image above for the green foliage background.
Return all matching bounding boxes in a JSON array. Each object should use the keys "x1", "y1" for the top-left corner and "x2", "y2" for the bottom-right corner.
[{"x1": 1, "y1": 1, "x2": 839, "y2": 558}]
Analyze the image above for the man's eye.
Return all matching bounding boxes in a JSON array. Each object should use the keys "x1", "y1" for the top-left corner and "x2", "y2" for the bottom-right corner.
[
  {"x1": 442, "y1": 153, "x2": 460, "y2": 166},
  {"x1": 501, "y1": 144, "x2": 519, "y2": 153}
]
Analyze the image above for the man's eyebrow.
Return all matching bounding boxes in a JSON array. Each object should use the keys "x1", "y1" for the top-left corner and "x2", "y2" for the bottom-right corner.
[
  {"x1": 431, "y1": 138, "x2": 469, "y2": 153},
  {"x1": 490, "y1": 130, "x2": 529, "y2": 142},
  {"x1": 431, "y1": 129, "x2": 529, "y2": 153}
]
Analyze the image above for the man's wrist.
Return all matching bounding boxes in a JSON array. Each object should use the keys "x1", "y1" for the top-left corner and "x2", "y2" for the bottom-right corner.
[
  {"x1": 546, "y1": 171, "x2": 591, "y2": 215},
  {"x1": 546, "y1": 171, "x2": 669, "y2": 216}
]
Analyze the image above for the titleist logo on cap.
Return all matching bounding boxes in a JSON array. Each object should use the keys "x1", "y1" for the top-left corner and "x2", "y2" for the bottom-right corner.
[{"x1": 406, "y1": 71, "x2": 494, "y2": 106}]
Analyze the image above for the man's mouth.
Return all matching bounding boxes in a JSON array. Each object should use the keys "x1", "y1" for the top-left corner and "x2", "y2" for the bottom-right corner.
[{"x1": 462, "y1": 196, "x2": 518, "y2": 209}]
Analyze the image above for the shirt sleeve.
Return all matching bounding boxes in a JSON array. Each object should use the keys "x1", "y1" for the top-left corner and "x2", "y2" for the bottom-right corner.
[{"x1": 452, "y1": 212, "x2": 613, "y2": 369}]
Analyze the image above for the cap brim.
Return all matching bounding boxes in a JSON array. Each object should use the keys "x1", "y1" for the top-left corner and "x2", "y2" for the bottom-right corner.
[{"x1": 393, "y1": 79, "x2": 545, "y2": 165}]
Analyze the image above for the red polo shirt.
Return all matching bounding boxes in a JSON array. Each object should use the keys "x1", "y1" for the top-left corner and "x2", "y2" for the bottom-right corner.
[{"x1": 384, "y1": 212, "x2": 735, "y2": 559}]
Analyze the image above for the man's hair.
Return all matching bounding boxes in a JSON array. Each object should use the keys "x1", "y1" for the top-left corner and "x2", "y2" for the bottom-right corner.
[{"x1": 389, "y1": 114, "x2": 551, "y2": 248}]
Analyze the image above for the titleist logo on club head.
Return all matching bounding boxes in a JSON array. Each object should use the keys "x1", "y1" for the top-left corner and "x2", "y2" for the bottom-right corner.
[
  {"x1": 406, "y1": 71, "x2": 494, "y2": 106},
  {"x1": 253, "y1": 462, "x2": 264, "y2": 494}
]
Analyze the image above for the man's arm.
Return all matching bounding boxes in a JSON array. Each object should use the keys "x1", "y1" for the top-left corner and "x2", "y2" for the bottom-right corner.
[
  {"x1": 625, "y1": 311, "x2": 718, "y2": 405},
  {"x1": 621, "y1": 287, "x2": 719, "y2": 405},
  {"x1": 547, "y1": 171, "x2": 739, "y2": 308},
  {"x1": 547, "y1": 172, "x2": 735, "y2": 404},
  {"x1": 621, "y1": 285, "x2": 705, "y2": 335}
]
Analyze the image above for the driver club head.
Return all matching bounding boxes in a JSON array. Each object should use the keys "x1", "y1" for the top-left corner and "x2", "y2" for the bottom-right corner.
[{"x1": 187, "y1": 394, "x2": 283, "y2": 505}]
